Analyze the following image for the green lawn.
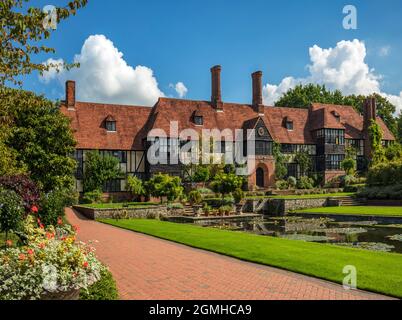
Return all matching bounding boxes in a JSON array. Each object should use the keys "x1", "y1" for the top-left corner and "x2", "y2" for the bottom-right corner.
[
  {"x1": 79, "y1": 202, "x2": 158, "y2": 209},
  {"x1": 99, "y1": 218, "x2": 402, "y2": 298},
  {"x1": 246, "y1": 192, "x2": 355, "y2": 200},
  {"x1": 295, "y1": 206, "x2": 402, "y2": 217}
]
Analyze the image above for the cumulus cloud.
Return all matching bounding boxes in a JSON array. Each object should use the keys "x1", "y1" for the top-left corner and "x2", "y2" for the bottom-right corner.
[
  {"x1": 263, "y1": 39, "x2": 402, "y2": 115},
  {"x1": 170, "y1": 82, "x2": 188, "y2": 98},
  {"x1": 40, "y1": 35, "x2": 164, "y2": 106}
]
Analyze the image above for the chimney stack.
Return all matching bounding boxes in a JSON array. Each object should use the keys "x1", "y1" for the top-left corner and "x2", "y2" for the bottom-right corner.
[
  {"x1": 211, "y1": 65, "x2": 223, "y2": 111},
  {"x1": 252, "y1": 71, "x2": 264, "y2": 115},
  {"x1": 363, "y1": 96, "x2": 377, "y2": 159},
  {"x1": 66, "y1": 80, "x2": 76, "y2": 109}
]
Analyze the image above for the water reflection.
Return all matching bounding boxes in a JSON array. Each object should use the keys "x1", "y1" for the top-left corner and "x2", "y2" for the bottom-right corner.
[{"x1": 198, "y1": 216, "x2": 402, "y2": 253}]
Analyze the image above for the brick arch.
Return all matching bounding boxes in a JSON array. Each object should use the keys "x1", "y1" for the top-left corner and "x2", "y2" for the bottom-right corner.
[{"x1": 255, "y1": 163, "x2": 269, "y2": 188}]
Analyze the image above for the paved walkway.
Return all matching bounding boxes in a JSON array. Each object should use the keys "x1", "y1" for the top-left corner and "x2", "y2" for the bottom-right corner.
[{"x1": 66, "y1": 208, "x2": 391, "y2": 300}]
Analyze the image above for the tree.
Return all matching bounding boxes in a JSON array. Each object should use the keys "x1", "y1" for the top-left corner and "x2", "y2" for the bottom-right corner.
[
  {"x1": 0, "y1": 87, "x2": 77, "y2": 192},
  {"x1": 275, "y1": 85, "x2": 397, "y2": 138},
  {"x1": 145, "y1": 174, "x2": 184, "y2": 203},
  {"x1": 1, "y1": 0, "x2": 88, "y2": 86},
  {"x1": 294, "y1": 151, "x2": 312, "y2": 176},
  {"x1": 397, "y1": 113, "x2": 402, "y2": 143},
  {"x1": 0, "y1": 189, "x2": 24, "y2": 246},
  {"x1": 83, "y1": 151, "x2": 122, "y2": 192},
  {"x1": 0, "y1": 131, "x2": 26, "y2": 176},
  {"x1": 341, "y1": 158, "x2": 356, "y2": 176},
  {"x1": 272, "y1": 142, "x2": 287, "y2": 180},
  {"x1": 210, "y1": 173, "x2": 244, "y2": 198},
  {"x1": 126, "y1": 175, "x2": 145, "y2": 199}
]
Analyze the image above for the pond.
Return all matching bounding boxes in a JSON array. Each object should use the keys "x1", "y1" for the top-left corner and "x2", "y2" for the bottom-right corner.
[{"x1": 197, "y1": 216, "x2": 402, "y2": 254}]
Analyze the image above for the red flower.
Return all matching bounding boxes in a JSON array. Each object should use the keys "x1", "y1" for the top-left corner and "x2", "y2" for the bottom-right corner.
[
  {"x1": 46, "y1": 232, "x2": 55, "y2": 239},
  {"x1": 19, "y1": 253, "x2": 26, "y2": 261},
  {"x1": 27, "y1": 249, "x2": 34, "y2": 255},
  {"x1": 6, "y1": 240, "x2": 12, "y2": 247},
  {"x1": 57, "y1": 217, "x2": 63, "y2": 225},
  {"x1": 31, "y1": 205, "x2": 38, "y2": 213},
  {"x1": 39, "y1": 242, "x2": 46, "y2": 249},
  {"x1": 82, "y1": 261, "x2": 89, "y2": 268},
  {"x1": 39, "y1": 223, "x2": 44, "y2": 229}
]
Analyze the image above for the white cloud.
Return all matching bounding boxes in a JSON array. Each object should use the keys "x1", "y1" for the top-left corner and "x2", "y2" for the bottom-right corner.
[
  {"x1": 170, "y1": 82, "x2": 188, "y2": 98},
  {"x1": 40, "y1": 58, "x2": 64, "y2": 84},
  {"x1": 40, "y1": 34, "x2": 164, "y2": 106},
  {"x1": 379, "y1": 45, "x2": 391, "y2": 57},
  {"x1": 263, "y1": 39, "x2": 402, "y2": 115}
]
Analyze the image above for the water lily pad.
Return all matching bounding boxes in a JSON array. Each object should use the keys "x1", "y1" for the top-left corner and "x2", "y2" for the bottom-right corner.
[
  {"x1": 334, "y1": 242, "x2": 395, "y2": 252},
  {"x1": 313, "y1": 227, "x2": 367, "y2": 234},
  {"x1": 387, "y1": 234, "x2": 402, "y2": 242},
  {"x1": 280, "y1": 234, "x2": 335, "y2": 242}
]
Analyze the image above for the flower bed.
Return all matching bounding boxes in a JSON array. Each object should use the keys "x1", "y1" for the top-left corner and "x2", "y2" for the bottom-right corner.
[{"x1": 0, "y1": 216, "x2": 105, "y2": 300}]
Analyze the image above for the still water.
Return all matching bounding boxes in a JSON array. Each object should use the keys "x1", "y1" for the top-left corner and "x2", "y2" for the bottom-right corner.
[{"x1": 198, "y1": 216, "x2": 402, "y2": 253}]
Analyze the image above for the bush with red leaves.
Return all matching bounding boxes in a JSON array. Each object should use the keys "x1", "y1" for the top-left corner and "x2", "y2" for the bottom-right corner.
[{"x1": 0, "y1": 175, "x2": 40, "y2": 213}]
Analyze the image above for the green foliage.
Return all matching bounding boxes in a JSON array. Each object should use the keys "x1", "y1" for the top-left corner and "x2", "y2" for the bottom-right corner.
[
  {"x1": 82, "y1": 190, "x2": 103, "y2": 204},
  {"x1": 145, "y1": 174, "x2": 184, "y2": 203},
  {"x1": 341, "y1": 157, "x2": 356, "y2": 176},
  {"x1": 39, "y1": 188, "x2": 75, "y2": 226},
  {"x1": 297, "y1": 176, "x2": 314, "y2": 189},
  {"x1": 0, "y1": 87, "x2": 77, "y2": 192},
  {"x1": 273, "y1": 142, "x2": 288, "y2": 180},
  {"x1": 0, "y1": 0, "x2": 88, "y2": 86},
  {"x1": 197, "y1": 188, "x2": 213, "y2": 194},
  {"x1": 384, "y1": 143, "x2": 402, "y2": 161},
  {"x1": 125, "y1": 175, "x2": 145, "y2": 198},
  {"x1": 275, "y1": 180, "x2": 289, "y2": 190},
  {"x1": 368, "y1": 119, "x2": 386, "y2": 166},
  {"x1": 397, "y1": 113, "x2": 402, "y2": 143},
  {"x1": 293, "y1": 151, "x2": 312, "y2": 176},
  {"x1": 275, "y1": 85, "x2": 397, "y2": 138},
  {"x1": 80, "y1": 268, "x2": 118, "y2": 300},
  {"x1": 358, "y1": 185, "x2": 402, "y2": 200},
  {"x1": 0, "y1": 131, "x2": 26, "y2": 176},
  {"x1": 0, "y1": 189, "x2": 24, "y2": 243},
  {"x1": 188, "y1": 190, "x2": 202, "y2": 205},
  {"x1": 367, "y1": 160, "x2": 402, "y2": 187},
  {"x1": 232, "y1": 188, "x2": 244, "y2": 204},
  {"x1": 210, "y1": 173, "x2": 243, "y2": 197},
  {"x1": 83, "y1": 151, "x2": 122, "y2": 192},
  {"x1": 192, "y1": 166, "x2": 210, "y2": 183},
  {"x1": 287, "y1": 176, "x2": 297, "y2": 189}
]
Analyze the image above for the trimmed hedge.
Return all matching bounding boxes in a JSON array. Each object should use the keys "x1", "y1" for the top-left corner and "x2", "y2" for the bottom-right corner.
[
  {"x1": 79, "y1": 268, "x2": 118, "y2": 300},
  {"x1": 358, "y1": 185, "x2": 402, "y2": 200},
  {"x1": 367, "y1": 160, "x2": 402, "y2": 187}
]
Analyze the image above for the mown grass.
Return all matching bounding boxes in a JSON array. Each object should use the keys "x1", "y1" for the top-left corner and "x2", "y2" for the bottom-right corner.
[
  {"x1": 99, "y1": 218, "x2": 402, "y2": 298},
  {"x1": 79, "y1": 202, "x2": 158, "y2": 209},
  {"x1": 246, "y1": 192, "x2": 355, "y2": 200},
  {"x1": 295, "y1": 206, "x2": 402, "y2": 217}
]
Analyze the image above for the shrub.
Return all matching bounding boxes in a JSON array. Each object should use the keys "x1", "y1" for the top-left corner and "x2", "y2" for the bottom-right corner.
[
  {"x1": 0, "y1": 175, "x2": 40, "y2": 213},
  {"x1": 39, "y1": 188, "x2": 75, "y2": 226},
  {"x1": 367, "y1": 160, "x2": 402, "y2": 187},
  {"x1": 275, "y1": 180, "x2": 288, "y2": 190},
  {"x1": 192, "y1": 166, "x2": 210, "y2": 184},
  {"x1": 341, "y1": 157, "x2": 356, "y2": 176},
  {"x1": 82, "y1": 190, "x2": 103, "y2": 204},
  {"x1": 145, "y1": 174, "x2": 184, "y2": 203},
  {"x1": 125, "y1": 175, "x2": 145, "y2": 199},
  {"x1": 80, "y1": 268, "x2": 118, "y2": 300},
  {"x1": 0, "y1": 189, "x2": 24, "y2": 243},
  {"x1": 210, "y1": 173, "x2": 243, "y2": 197},
  {"x1": 287, "y1": 176, "x2": 297, "y2": 189},
  {"x1": 0, "y1": 216, "x2": 104, "y2": 300},
  {"x1": 232, "y1": 188, "x2": 244, "y2": 204},
  {"x1": 358, "y1": 184, "x2": 402, "y2": 200},
  {"x1": 188, "y1": 190, "x2": 202, "y2": 205},
  {"x1": 297, "y1": 176, "x2": 314, "y2": 189}
]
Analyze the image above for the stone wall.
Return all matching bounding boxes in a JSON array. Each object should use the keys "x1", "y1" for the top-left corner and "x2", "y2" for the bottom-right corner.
[{"x1": 73, "y1": 205, "x2": 167, "y2": 220}]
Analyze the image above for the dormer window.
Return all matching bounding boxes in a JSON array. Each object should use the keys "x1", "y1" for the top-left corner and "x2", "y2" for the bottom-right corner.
[
  {"x1": 105, "y1": 115, "x2": 116, "y2": 132},
  {"x1": 283, "y1": 117, "x2": 293, "y2": 130},
  {"x1": 332, "y1": 111, "x2": 341, "y2": 123},
  {"x1": 192, "y1": 110, "x2": 203, "y2": 125}
]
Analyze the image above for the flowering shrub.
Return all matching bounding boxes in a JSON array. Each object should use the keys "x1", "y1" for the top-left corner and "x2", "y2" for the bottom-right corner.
[
  {"x1": 0, "y1": 216, "x2": 105, "y2": 300},
  {"x1": 0, "y1": 175, "x2": 40, "y2": 214}
]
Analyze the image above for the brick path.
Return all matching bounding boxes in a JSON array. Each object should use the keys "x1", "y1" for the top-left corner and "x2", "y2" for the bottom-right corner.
[{"x1": 66, "y1": 208, "x2": 391, "y2": 300}]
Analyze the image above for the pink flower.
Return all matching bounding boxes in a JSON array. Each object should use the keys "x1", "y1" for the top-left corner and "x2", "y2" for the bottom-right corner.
[{"x1": 31, "y1": 205, "x2": 38, "y2": 214}]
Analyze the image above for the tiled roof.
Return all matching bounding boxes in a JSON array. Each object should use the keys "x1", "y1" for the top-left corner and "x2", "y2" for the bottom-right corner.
[
  {"x1": 60, "y1": 101, "x2": 152, "y2": 150},
  {"x1": 61, "y1": 98, "x2": 395, "y2": 151}
]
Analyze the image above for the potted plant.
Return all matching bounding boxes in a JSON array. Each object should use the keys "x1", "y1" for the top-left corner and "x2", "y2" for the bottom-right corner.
[
  {"x1": 188, "y1": 190, "x2": 202, "y2": 216},
  {"x1": 232, "y1": 188, "x2": 244, "y2": 215}
]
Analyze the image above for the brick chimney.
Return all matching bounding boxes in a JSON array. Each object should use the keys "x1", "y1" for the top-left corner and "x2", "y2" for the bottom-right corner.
[
  {"x1": 252, "y1": 71, "x2": 264, "y2": 115},
  {"x1": 211, "y1": 65, "x2": 223, "y2": 111},
  {"x1": 363, "y1": 97, "x2": 377, "y2": 159},
  {"x1": 66, "y1": 80, "x2": 76, "y2": 109}
]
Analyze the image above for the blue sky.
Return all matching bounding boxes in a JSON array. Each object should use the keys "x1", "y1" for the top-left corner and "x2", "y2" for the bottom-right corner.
[{"x1": 23, "y1": 0, "x2": 402, "y2": 112}]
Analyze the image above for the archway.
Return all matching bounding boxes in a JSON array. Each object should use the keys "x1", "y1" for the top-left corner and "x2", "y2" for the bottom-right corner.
[{"x1": 256, "y1": 167, "x2": 265, "y2": 188}]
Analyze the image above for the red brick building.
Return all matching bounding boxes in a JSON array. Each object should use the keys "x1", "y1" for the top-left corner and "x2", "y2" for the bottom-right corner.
[{"x1": 61, "y1": 66, "x2": 395, "y2": 193}]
